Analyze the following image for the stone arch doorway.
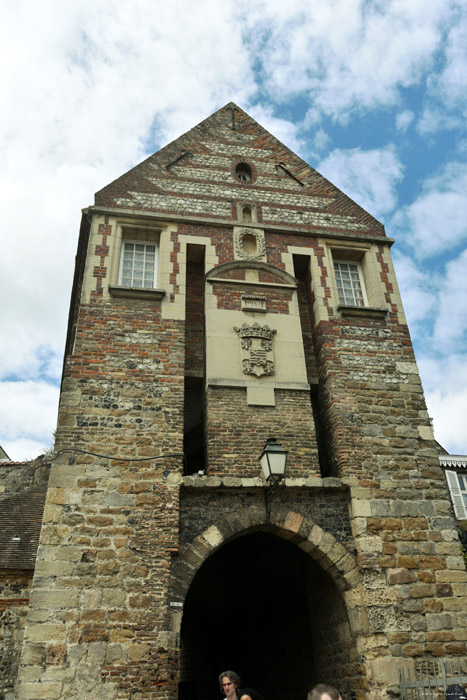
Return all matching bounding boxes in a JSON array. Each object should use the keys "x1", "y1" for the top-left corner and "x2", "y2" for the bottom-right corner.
[{"x1": 178, "y1": 530, "x2": 358, "y2": 700}]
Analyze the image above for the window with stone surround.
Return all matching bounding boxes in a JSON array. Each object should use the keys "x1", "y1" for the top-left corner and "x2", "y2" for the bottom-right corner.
[
  {"x1": 118, "y1": 240, "x2": 158, "y2": 289},
  {"x1": 333, "y1": 260, "x2": 367, "y2": 307},
  {"x1": 329, "y1": 246, "x2": 387, "y2": 319},
  {"x1": 446, "y1": 470, "x2": 467, "y2": 519},
  {"x1": 109, "y1": 226, "x2": 164, "y2": 300}
]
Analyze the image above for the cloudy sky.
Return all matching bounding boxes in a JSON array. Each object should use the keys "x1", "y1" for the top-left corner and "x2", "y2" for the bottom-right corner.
[{"x1": 1, "y1": 0, "x2": 466, "y2": 460}]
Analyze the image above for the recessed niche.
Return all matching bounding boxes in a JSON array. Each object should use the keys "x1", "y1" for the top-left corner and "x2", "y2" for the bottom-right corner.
[
  {"x1": 242, "y1": 234, "x2": 257, "y2": 256},
  {"x1": 236, "y1": 203, "x2": 257, "y2": 223},
  {"x1": 234, "y1": 228, "x2": 266, "y2": 261},
  {"x1": 242, "y1": 206, "x2": 252, "y2": 223}
]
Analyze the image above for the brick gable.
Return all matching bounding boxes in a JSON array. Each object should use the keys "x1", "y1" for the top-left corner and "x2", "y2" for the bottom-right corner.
[{"x1": 95, "y1": 102, "x2": 385, "y2": 238}]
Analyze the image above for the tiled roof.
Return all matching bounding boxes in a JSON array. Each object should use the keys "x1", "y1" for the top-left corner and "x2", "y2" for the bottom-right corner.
[{"x1": 0, "y1": 488, "x2": 47, "y2": 569}]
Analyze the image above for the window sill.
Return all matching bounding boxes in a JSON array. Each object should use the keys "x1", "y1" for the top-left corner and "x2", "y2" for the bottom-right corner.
[
  {"x1": 109, "y1": 286, "x2": 166, "y2": 301},
  {"x1": 338, "y1": 305, "x2": 388, "y2": 320}
]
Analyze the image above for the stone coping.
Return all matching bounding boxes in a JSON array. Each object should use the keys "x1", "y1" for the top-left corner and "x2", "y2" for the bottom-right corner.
[
  {"x1": 85, "y1": 206, "x2": 395, "y2": 246},
  {"x1": 182, "y1": 475, "x2": 357, "y2": 489}
]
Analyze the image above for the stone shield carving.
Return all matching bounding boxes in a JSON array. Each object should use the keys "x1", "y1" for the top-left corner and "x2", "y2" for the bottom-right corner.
[{"x1": 234, "y1": 322, "x2": 276, "y2": 377}]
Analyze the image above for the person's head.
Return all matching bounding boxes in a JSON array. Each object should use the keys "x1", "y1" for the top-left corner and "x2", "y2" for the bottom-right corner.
[
  {"x1": 308, "y1": 684, "x2": 342, "y2": 700},
  {"x1": 219, "y1": 670, "x2": 241, "y2": 699},
  {"x1": 239, "y1": 689, "x2": 264, "y2": 700},
  {"x1": 446, "y1": 684, "x2": 467, "y2": 700}
]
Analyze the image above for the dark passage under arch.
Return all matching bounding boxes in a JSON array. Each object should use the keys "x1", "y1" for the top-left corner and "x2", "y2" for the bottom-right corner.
[{"x1": 179, "y1": 531, "x2": 357, "y2": 700}]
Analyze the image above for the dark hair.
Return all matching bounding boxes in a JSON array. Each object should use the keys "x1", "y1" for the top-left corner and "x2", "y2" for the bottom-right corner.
[
  {"x1": 219, "y1": 671, "x2": 241, "y2": 693},
  {"x1": 239, "y1": 688, "x2": 264, "y2": 700},
  {"x1": 308, "y1": 684, "x2": 340, "y2": 700}
]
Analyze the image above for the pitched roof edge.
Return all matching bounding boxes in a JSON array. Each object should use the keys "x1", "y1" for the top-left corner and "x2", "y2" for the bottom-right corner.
[{"x1": 94, "y1": 102, "x2": 386, "y2": 235}]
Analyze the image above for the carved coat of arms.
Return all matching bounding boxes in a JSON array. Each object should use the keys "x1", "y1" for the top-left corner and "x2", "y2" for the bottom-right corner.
[{"x1": 234, "y1": 322, "x2": 276, "y2": 377}]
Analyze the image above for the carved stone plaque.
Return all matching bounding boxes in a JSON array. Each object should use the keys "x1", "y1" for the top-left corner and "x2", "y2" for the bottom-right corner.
[
  {"x1": 234, "y1": 322, "x2": 276, "y2": 377},
  {"x1": 241, "y1": 294, "x2": 266, "y2": 313}
]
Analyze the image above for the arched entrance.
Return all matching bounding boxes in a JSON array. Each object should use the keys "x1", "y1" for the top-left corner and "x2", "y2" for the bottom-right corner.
[{"x1": 178, "y1": 531, "x2": 357, "y2": 700}]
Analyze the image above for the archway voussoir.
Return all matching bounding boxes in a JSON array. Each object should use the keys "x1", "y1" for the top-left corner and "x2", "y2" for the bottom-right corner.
[
  {"x1": 307, "y1": 523, "x2": 325, "y2": 546},
  {"x1": 344, "y1": 565, "x2": 361, "y2": 588},
  {"x1": 191, "y1": 534, "x2": 216, "y2": 561},
  {"x1": 200, "y1": 524, "x2": 224, "y2": 550},
  {"x1": 215, "y1": 519, "x2": 239, "y2": 542},
  {"x1": 225, "y1": 515, "x2": 251, "y2": 538},
  {"x1": 271, "y1": 505, "x2": 294, "y2": 533},
  {"x1": 333, "y1": 571, "x2": 351, "y2": 591},
  {"x1": 324, "y1": 562, "x2": 350, "y2": 590},
  {"x1": 281, "y1": 510, "x2": 305, "y2": 535},
  {"x1": 337, "y1": 551, "x2": 359, "y2": 575},
  {"x1": 244, "y1": 511, "x2": 267, "y2": 530},
  {"x1": 313, "y1": 531, "x2": 336, "y2": 558},
  {"x1": 327, "y1": 540, "x2": 348, "y2": 565},
  {"x1": 170, "y1": 580, "x2": 187, "y2": 603},
  {"x1": 317, "y1": 553, "x2": 333, "y2": 571},
  {"x1": 182, "y1": 544, "x2": 206, "y2": 570},
  {"x1": 171, "y1": 559, "x2": 196, "y2": 583},
  {"x1": 298, "y1": 539, "x2": 318, "y2": 554}
]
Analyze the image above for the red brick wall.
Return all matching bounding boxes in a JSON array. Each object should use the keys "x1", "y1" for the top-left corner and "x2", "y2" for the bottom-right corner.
[{"x1": 206, "y1": 387, "x2": 319, "y2": 478}]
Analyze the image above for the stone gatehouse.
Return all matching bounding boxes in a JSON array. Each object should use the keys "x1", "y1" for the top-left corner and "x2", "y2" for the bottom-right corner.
[{"x1": 4, "y1": 103, "x2": 466, "y2": 700}]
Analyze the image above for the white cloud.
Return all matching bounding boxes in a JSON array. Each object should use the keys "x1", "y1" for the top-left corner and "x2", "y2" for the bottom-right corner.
[
  {"x1": 393, "y1": 162, "x2": 467, "y2": 257},
  {"x1": 426, "y1": 385, "x2": 467, "y2": 455},
  {"x1": 433, "y1": 248, "x2": 467, "y2": 349},
  {"x1": 1, "y1": 439, "x2": 53, "y2": 464},
  {"x1": 317, "y1": 146, "x2": 404, "y2": 219},
  {"x1": 417, "y1": 8, "x2": 467, "y2": 134},
  {"x1": 428, "y1": 11, "x2": 467, "y2": 108},
  {"x1": 0, "y1": 381, "x2": 59, "y2": 460},
  {"x1": 0, "y1": 0, "x2": 260, "y2": 459},
  {"x1": 396, "y1": 110, "x2": 415, "y2": 131},
  {"x1": 418, "y1": 354, "x2": 467, "y2": 454},
  {"x1": 392, "y1": 252, "x2": 436, "y2": 329},
  {"x1": 241, "y1": 0, "x2": 452, "y2": 121}
]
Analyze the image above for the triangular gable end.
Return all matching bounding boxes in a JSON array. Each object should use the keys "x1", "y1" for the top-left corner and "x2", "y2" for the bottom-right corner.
[{"x1": 94, "y1": 102, "x2": 385, "y2": 239}]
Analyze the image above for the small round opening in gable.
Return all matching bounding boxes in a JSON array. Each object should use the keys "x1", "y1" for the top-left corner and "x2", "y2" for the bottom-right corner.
[{"x1": 235, "y1": 162, "x2": 252, "y2": 182}]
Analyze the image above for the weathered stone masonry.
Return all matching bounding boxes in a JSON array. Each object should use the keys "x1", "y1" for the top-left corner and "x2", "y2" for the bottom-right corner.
[{"x1": 8, "y1": 103, "x2": 466, "y2": 700}]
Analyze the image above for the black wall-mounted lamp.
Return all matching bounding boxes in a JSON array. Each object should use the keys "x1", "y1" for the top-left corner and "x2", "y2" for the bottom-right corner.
[{"x1": 259, "y1": 437, "x2": 288, "y2": 484}]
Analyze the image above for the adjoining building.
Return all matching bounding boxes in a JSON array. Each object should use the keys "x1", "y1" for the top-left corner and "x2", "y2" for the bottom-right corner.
[
  {"x1": 5, "y1": 104, "x2": 467, "y2": 700},
  {"x1": 441, "y1": 452, "x2": 467, "y2": 551}
]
